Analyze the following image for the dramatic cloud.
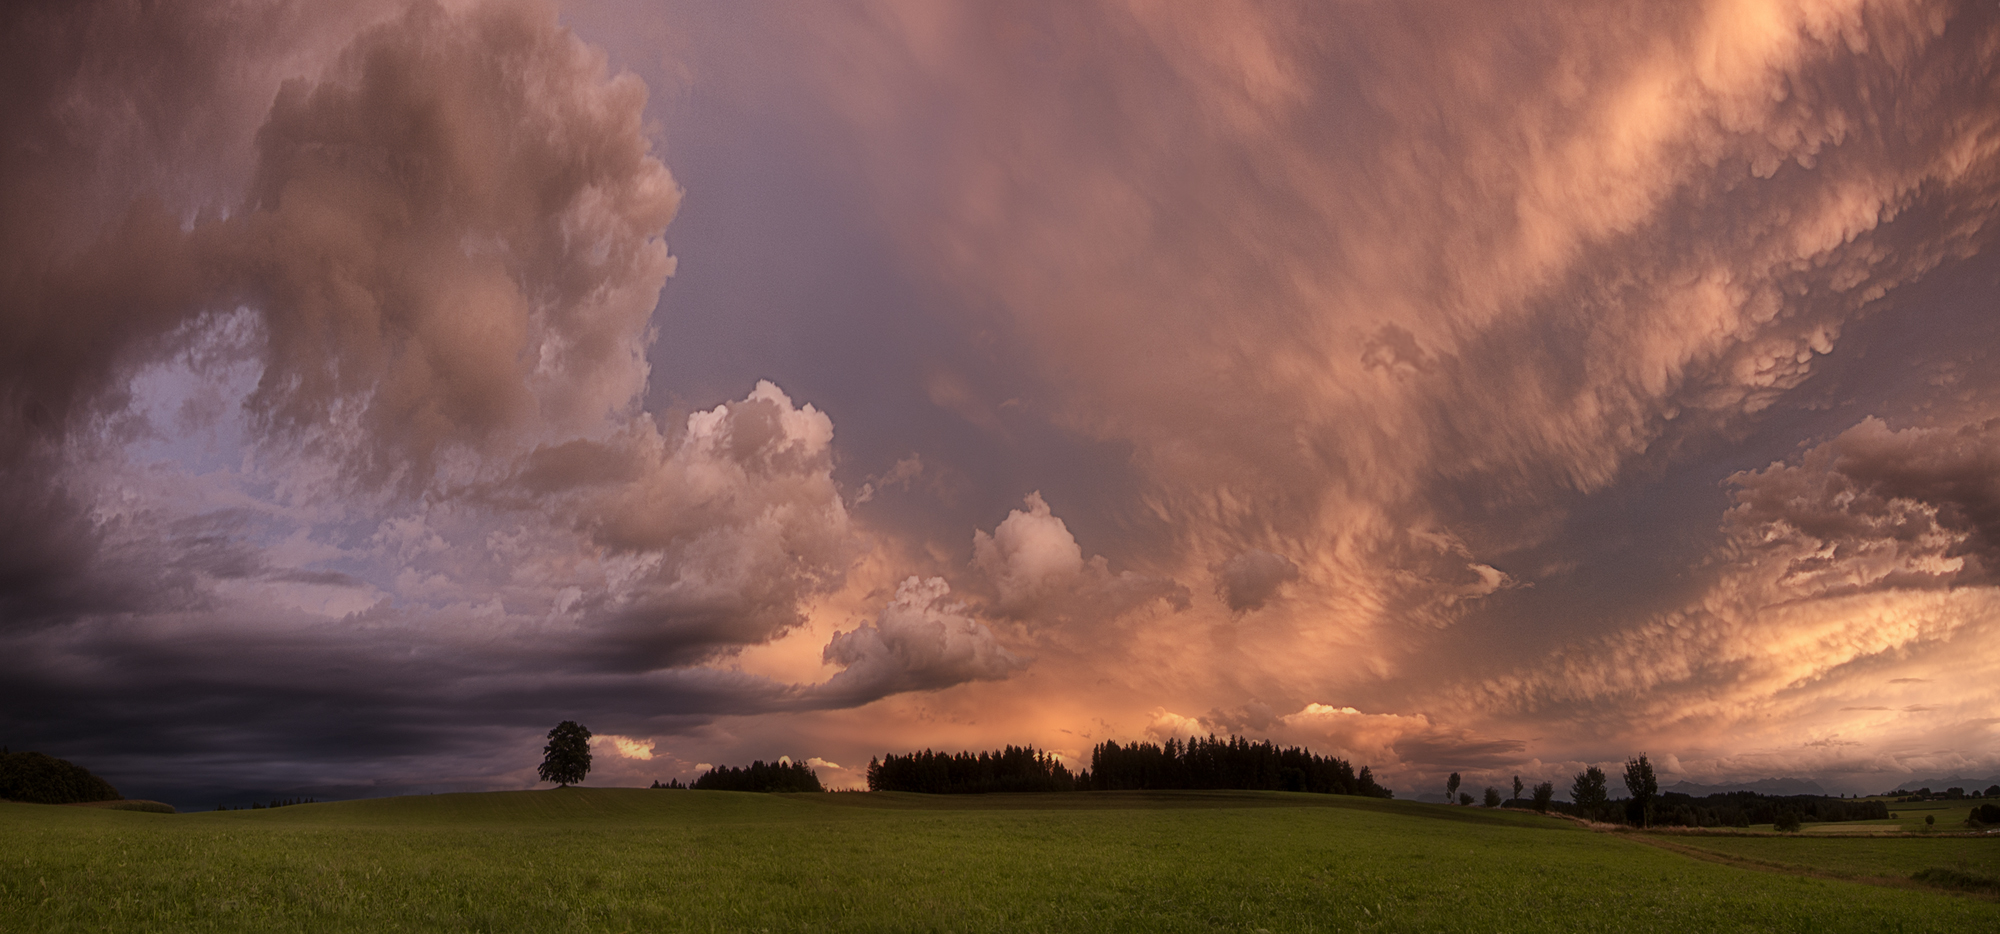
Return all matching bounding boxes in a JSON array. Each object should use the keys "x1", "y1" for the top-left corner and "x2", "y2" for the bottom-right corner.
[
  {"x1": 233, "y1": 0, "x2": 682, "y2": 481},
  {"x1": 1215, "y1": 550, "x2": 1299, "y2": 613},
  {"x1": 971, "y1": 492, "x2": 1187, "y2": 622},
  {"x1": 1727, "y1": 417, "x2": 2000, "y2": 592},
  {"x1": 815, "y1": 576, "x2": 1024, "y2": 705},
  {"x1": 7, "y1": 0, "x2": 2000, "y2": 801}
]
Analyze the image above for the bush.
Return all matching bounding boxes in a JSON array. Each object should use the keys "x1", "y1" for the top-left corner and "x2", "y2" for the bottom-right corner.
[
  {"x1": 1773, "y1": 811, "x2": 1802, "y2": 832},
  {"x1": 1912, "y1": 867, "x2": 2000, "y2": 894},
  {"x1": 0, "y1": 751, "x2": 122, "y2": 804}
]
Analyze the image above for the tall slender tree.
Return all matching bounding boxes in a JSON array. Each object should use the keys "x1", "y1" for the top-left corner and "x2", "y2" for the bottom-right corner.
[
  {"x1": 1446, "y1": 772, "x2": 1462, "y2": 804},
  {"x1": 1512, "y1": 775, "x2": 1523, "y2": 803},
  {"x1": 538, "y1": 721, "x2": 593, "y2": 787},
  {"x1": 1623, "y1": 754, "x2": 1659, "y2": 827}
]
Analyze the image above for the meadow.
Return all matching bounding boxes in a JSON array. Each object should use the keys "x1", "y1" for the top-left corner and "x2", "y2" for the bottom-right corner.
[{"x1": 4, "y1": 788, "x2": 1994, "y2": 933}]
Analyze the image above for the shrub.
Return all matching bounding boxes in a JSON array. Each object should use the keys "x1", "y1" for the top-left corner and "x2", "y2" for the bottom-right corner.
[
  {"x1": 1773, "y1": 811, "x2": 1802, "y2": 832},
  {"x1": 1912, "y1": 867, "x2": 2000, "y2": 894}
]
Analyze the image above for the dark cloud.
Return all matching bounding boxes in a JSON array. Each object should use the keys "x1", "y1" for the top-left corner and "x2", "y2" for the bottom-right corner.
[
  {"x1": 813, "y1": 576, "x2": 1025, "y2": 706},
  {"x1": 8, "y1": 0, "x2": 2000, "y2": 800},
  {"x1": 1215, "y1": 550, "x2": 1299, "y2": 613},
  {"x1": 1726, "y1": 417, "x2": 2000, "y2": 595}
]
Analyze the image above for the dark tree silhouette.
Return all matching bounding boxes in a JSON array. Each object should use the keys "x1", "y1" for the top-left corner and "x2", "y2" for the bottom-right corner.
[
  {"x1": 692, "y1": 759, "x2": 824, "y2": 792},
  {"x1": 1446, "y1": 772, "x2": 1461, "y2": 804},
  {"x1": 0, "y1": 751, "x2": 121, "y2": 804},
  {"x1": 1483, "y1": 786, "x2": 1501, "y2": 807},
  {"x1": 1458, "y1": 792, "x2": 1474, "y2": 806},
  {"x1": 868, "y1": 745, "x2": 1077, "y2": 793},
  {"x1": 1512, "y1": 775, "x2": 1524, "y2": 802},
  {"x1": 1571, "y1": 765, "x2": 1609, "y2": 821},
  {"x1": 1531, "y1": 781, "x2": 1555, "y2": 813},
  {"x1": 538, "y1": 721, "x2": 592, "y2": 787},
  {"x1": 865, "y1": 736, "x2": 1392, "y2": 798},
  {"x1": 1082, "y1": 735, "x2": 1391, "y2": 797},
  {"x1": 1623, "y1": 754, "x2": 1658, "y2": 827}
]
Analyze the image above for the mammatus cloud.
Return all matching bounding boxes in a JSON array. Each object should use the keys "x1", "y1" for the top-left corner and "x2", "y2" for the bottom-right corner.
[
  {"x1": 1727, "y1": 417, "x2": 2000, "y2": 592},
  {"x1": 1215, "y1": 550, "x2": 1299, "y2": 613},
  {"x1": 1452, "y1": 415, "x2": 2000, "y2": 782},
  {"x1": 7, "y1": 0, "x2": 2000, "y2": 801},
  {"x1": 705, "y1": 0, "x2": 2000, "y2": 788}
]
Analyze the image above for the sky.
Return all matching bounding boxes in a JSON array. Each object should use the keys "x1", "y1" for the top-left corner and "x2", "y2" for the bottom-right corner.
[{"x1": 3, "y1": 0, "x2": 1998, "y2": 807}]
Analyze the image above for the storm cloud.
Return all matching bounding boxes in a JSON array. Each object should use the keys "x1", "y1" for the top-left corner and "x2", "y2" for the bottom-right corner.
[{"x1": 6, "y1": 0, "x2": 2000, "y2": 801}]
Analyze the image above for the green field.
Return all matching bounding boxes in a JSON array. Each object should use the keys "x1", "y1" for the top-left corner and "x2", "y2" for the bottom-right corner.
[{"x1": 4, "y1": 789, "x2": 1995, "y2": 932}]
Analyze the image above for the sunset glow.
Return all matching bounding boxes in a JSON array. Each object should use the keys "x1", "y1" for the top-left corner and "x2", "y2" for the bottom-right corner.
[{"x1": 3, "y1": 0, "x2": 1997, "y2": 805}]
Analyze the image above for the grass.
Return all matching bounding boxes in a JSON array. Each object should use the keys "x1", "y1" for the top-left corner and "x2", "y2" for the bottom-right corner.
[{"x1": 3, "y1": 788, "x2": 1995, "y2": 932}]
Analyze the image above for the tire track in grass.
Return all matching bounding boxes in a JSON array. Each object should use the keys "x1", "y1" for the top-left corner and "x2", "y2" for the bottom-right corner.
[{"x1": 1619, "y1": 832, "x2": 2000, "y2": 903}]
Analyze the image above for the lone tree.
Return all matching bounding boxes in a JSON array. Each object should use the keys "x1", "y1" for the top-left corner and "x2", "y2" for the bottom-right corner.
[
  {"x1": 1571, "y1": 765, "x2": 1609, "y2": 821},
  {"x1": 1623, "y1": 754, "x2": 1658, "y2": 828},
  {"x1": 539, "y1": 721, "x2": 593, "y2": 787},
  {"x1": 1531, "y1": 780, "x2": 1555, "y2": 814},
  {"x1": 1446, "y1": 772, "x2": 1462, "y2": 804},
  {"x1": 1512, "y1": 775, "x2": 1524, "y2": 803},
  {"x1": 1483, "y1": 786, "x2": 1501, "y2": 808}
]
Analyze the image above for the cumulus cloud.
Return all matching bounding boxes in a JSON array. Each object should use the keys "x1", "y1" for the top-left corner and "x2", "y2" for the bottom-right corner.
[
  {"x1": 0, "y1": 1, "x2": 876, "y2": 800},
  {"x1": 232, "y1": 0, "x2": 681, "y2": 482},
  {"x1": 517, "y1": 381, "x2": 853, "y2": 669},
  {"x1": 814, "y1": 576, "x2": 1025, "y2": 705},
  {"x1": 971, "y1": 492, "x2": 1188, "y2": 622},
  {"x1": 596, "y1": 734, "x2": 656, "y2": 760}
]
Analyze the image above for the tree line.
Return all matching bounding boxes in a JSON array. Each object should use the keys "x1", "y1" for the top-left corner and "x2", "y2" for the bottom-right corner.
[
  {"x1": 215, "y1": 797, "x2": 317, "y2": 811},
  {"x1": 1554, "y1": 756, "x2": 1886, "y2": 828},
  {"x1": 690, "y1": 759, "x2": 825, "y2": 792},
  {"x1": 865, "y1": 745, "x2": 1078, "y2": 793},
  {"x1": 864, "y1": 735, "x2": 1393, "y2": 798}
]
